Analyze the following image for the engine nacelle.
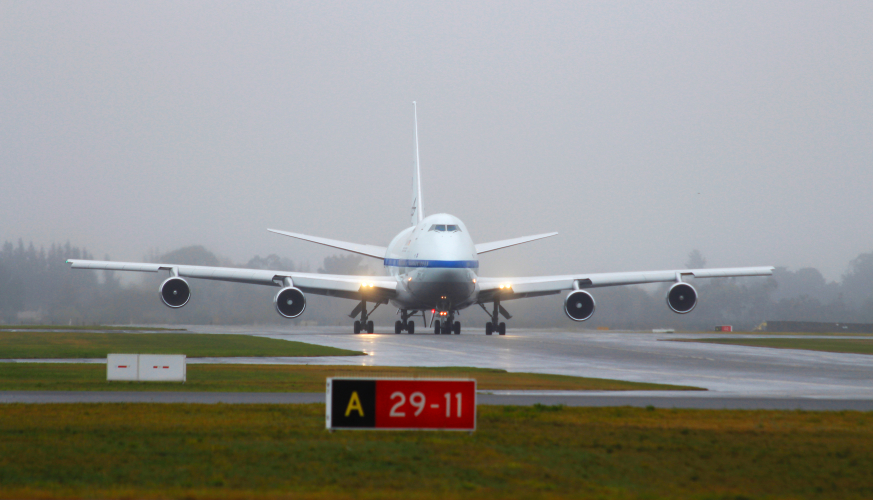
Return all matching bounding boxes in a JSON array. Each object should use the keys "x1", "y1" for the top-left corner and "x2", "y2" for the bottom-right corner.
[
  {"x1": 274, "y1": 287, "x2": 306, "y2": 318},
  {"x1": 666, "y1": 282, "x2": 697, "y2": 314},
  {"x1": 159, "y1": 277, "x2": 191, "y2": 308},
  {"x1": 564, "y1": 290, "x2": 595, "y2": 321}
]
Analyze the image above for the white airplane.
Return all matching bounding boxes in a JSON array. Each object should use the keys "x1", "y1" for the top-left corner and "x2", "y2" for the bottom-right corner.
[{"x1": 68, "y1": 103, "x2": 773, "y2": 335}]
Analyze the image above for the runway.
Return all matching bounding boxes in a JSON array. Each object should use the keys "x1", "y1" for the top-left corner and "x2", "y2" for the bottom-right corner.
[
  {"x1": 188, "y1": 326, "x2": 873, "y2": 399},
  {"x1": 2, "y1": 390, "x2": 873, "y2": 410},
  {"x1": 4, "y1": 326, "x2": 872, "y2": 409}
]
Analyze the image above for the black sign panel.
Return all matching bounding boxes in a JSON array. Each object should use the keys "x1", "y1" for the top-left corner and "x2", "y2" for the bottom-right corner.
[{"x1": 329, "y1": 379, "x2": 376, "y2": 428}]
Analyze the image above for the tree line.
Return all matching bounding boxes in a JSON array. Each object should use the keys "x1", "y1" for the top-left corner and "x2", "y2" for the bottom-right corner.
[{"x1": 1, "y1": 239, "x2": 872, "y2": 330}]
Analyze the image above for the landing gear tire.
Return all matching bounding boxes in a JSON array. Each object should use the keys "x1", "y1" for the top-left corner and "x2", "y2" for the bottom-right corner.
[
  {"x1": 442, "y1": 320, "x2": 452, "y2": 334},
  {"x1": 367, "y1": 320, "x2": 374, "y2": 334},
  {"x1": 498, "y1": 322, "x2": 506, "y2": 335},
  {"x1": 395, "y1": 321, "x2": 402, "y2": 334},
  {"x1": 354, "y1": 321, "x2": 361, "y2": 334},
  {"x1": 434, "y1": 322, "x2": 441, "y2": 335},
  {"x1": 485, "y1": 322, "x2": 493, "y2": 335},
  {"x1": 453, "y1": 321, "x2": 461, "y2": 335},
  {"x1": 407, "y1": 321, "x2": 415, "y2": 335}
]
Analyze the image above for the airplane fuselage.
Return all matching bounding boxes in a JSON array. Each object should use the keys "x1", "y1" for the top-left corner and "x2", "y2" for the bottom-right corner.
[{"x1": 385, "y1": 213, "x2": 479, "y2": 312}]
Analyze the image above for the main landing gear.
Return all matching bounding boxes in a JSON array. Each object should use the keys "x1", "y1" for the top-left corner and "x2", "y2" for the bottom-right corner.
[
  {"x1": 483, "y1": 299, "x2": 507, "y2": 335},
  {"x1": 354, "y1": 320, "x2": 373, "y2": 334},
  {"x1": 394, "y1": 310, "x2": 417, "y2": 334},
  {"x1": 351, "y1": 299, "x2": 380, "y2": 334},
  {"x1": 485, "y1": 322, "x2": 505, "y2": 336}
]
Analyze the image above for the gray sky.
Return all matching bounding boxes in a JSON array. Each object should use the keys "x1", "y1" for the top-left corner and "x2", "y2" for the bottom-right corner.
[{"x1": 2, "y1": 1, "x2": 871, "y2": 281}]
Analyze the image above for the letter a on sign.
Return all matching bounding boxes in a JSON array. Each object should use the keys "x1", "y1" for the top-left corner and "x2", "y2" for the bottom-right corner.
[
  {"x1": 327, "y1": 379, "x2": 375, "y2": 428},
  {"x1": 345, "y1": 391, "x2": 365, "y2": 417}
]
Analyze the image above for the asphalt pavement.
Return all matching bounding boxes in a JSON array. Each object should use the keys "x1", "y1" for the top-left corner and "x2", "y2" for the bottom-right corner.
[{"x1": 3, "y1": 326, "x2": 872, "y2": 409}]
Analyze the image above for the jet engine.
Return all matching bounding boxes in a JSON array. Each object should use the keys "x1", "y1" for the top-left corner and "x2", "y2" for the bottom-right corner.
[
  {"x1": 159, "y1": 277, "x2": 191, "y2": 308},
  {"x1": 275, "y1": 287, "x2": 306, "y2": 318},
  {"x1": 564, "y1": 290, "x2": 595, "y2": 321},
  {"x1": 666, "y1": 282, "x2": 697, "y2": 314}
]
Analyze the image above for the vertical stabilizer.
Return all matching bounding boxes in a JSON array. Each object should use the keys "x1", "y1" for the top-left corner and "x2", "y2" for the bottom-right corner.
[{"x1": 411, "y1": 101, "x2": 424, "y2": 226}]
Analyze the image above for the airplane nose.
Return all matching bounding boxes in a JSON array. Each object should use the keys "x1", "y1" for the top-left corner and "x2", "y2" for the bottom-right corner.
[
  {"x1": 428, "y1": 268, "x2": 468, "y2": 283},
  {"x1": 413, "y1": 268, "x2": 475, "y2": 303}
]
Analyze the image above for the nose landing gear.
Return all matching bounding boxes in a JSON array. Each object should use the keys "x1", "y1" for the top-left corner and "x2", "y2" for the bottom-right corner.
[{"x1": 432, "y1": 311, "x2": 461, "y2": 335}]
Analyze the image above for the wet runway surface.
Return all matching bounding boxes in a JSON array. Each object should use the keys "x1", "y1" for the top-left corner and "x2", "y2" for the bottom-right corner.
[
  {"x1": 186, "y1": 326, "x2": 873, "y2": 399},
  {"x1": 2, "y1": 390, "x2": 872, "y2": 410},
  {"x1": 4, "y1": 326, "x2": 872, "y2": 408}
]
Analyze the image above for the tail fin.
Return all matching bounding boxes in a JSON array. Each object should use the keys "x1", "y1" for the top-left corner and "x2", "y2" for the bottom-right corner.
[{"x1": 410, "y1": 101, "x2": 424, "y2": 226}]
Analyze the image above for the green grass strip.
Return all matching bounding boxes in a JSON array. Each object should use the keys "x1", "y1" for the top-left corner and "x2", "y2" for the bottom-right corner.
[
  {"x1": 0, "y1": 364, "x2": 701, "y2": 392},
  {"x1": 0, "y1": 404, "x2": 871, "y2": 499},
  {"x1": 0, "y1": 325, "x2": 186, "y2": 331},
  {"x1": 0, "y1": 332, "x2": 362, "y2": 358},
  {"x1": 678, "y1": 337, "x2": 873, "y2": 355}
]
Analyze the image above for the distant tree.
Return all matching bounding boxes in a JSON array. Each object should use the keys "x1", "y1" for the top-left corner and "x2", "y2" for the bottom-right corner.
[
  {"x1": 318, "y1": 255, "x2": 370, "y2": 276},
  {"x1": 771, "y1": 267, "x2": 827, "y2": 301},
  {"x1": 245, "y1": 254, "x2": 295, "y2": 271},
  {"x1": 685, "y1": 249, "x2": 706, "y2": 269},
  {"x1": 157, "y1": 246, "x2": 220, "y2": 267},
  {"x1": 102, "y1": 254, "x2": 120, "y2": 290},
  {"x1": 0, "y1": 262, "x2": 25, "y2": 319},
  {"x1": 842, "y1": 251, "x2": 873, "y2": 309}
]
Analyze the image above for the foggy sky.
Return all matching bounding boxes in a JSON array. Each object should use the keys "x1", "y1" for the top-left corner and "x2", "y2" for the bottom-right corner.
[{"x1": 2, "y1": 1, "x2": 871, "y2": 282}]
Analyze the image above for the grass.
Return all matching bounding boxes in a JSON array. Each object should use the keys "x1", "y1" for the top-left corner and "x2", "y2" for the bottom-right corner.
[
  {"x1": 0, "y1": 364, "x2": 702, "y2": 392},
  {"x1": 0, "y1": 404, "x2": 870, "y2": 499},
  {"x1": 0, "y1": 331, "x2": 363, "y2": 358},
  {"x1": 676, "y1": 337, "x2": 873, "y2": 355},
  {"x1": 705, "y1": 331, "x2": 873, "y2": 337},
  {"x1": 0, "y1": 324, "x2": 186, "y2": 331}
]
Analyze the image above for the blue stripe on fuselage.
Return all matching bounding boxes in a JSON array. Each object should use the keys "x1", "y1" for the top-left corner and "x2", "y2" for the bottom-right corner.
[{"x1": 384, "y1": 258, "x2": 479, "y2": 269}]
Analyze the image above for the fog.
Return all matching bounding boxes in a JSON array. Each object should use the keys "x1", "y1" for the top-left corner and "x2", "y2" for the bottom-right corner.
[{"x1": 2, "y1": 2, "x2": 872, "y2": 286}]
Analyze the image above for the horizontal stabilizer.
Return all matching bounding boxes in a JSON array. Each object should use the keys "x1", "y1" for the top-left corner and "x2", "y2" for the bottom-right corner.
[
  {"x1": 475, "y1": 232, "x2": 558, "y2": 255},
  {"x1": 268, "y1": 229, "x2": 387, "y2": 259}
]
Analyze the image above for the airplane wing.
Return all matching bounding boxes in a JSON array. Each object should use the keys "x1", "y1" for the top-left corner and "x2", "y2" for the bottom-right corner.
[
  {"x1": 476, "y1": 266, "x2": 775, "y2": 303},
  {"x1": 66, "y1": 259, "x2": 397, "y2": 302},
  {"x1": 267, "y1": 229, "x2": 387, "y2": 260},
  {"x1": 475, "y1": 232, "x2": 558, "y2": 254}
]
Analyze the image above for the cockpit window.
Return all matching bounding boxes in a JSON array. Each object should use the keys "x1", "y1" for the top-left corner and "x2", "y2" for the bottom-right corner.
[{"x1": 429, "y1": 224, "x2": 461, "y2": 232}]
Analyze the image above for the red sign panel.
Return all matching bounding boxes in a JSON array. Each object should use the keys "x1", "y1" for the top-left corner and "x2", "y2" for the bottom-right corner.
[{"x1": 327, "y1": 378, "x2": 476, "y2": 431}]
